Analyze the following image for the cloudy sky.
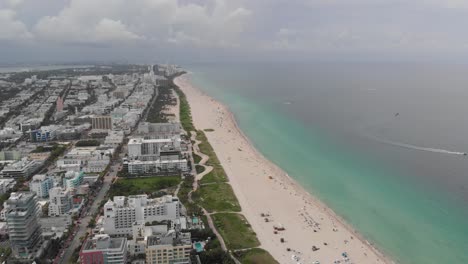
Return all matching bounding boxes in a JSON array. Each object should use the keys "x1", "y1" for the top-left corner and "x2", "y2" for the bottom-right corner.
[{"x1": 1, "y1": 0, "x2": 468, "y2": 63}]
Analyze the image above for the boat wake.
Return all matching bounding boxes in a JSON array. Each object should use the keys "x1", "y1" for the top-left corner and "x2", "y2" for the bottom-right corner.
[{"x1": 368, "y1": 136, "x2": 466, "y2": 156}]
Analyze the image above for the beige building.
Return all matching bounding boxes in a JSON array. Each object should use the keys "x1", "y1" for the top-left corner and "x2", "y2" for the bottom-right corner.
[
  {"x1": 128, "y1": 223, "x2": 192, "y2": 264},
  {"x1": 91, "y1": 115, "x2": 112, "y2": 130},
  {"x1": 146, "y1": 240, "x2": 192, "y2": 264}
]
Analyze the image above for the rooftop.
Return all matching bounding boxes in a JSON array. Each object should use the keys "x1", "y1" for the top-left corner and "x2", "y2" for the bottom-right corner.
[{"x1": 83, "y1": 234, "x2": 126, "y2": 251}]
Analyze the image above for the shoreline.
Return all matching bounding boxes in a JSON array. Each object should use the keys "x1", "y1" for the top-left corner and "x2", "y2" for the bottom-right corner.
[{"x1": 175, "y1": 73, "x2": 393, "y2": 264}]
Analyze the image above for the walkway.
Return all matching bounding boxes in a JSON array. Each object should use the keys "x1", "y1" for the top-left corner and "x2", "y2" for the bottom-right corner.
[{"x1": 188, "y1": 131, "x2": 241, "y2": 264}]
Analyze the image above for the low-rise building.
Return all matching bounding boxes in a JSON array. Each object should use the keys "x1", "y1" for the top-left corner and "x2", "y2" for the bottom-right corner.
[
  {"x1": 0, "y1": 178, "x2": 16, "y2": 194},
  {"x1": 0, "y1": 158, "x2": 42, "y2": 179},
  {"x1": 104, "y1": 130, "x2": 125, "y2": 147},
  {"x1": 0, "y1": 150, "x2": 21, "y2": 161},
  {"x1": 57, "y1": 146, "x2": 112, "y2": 173},
  {"x1": 125, "y1": 159, "x2": 188, "y2": 175},
  {"x1": 128, "y1": 222, "x2": 192, "y2": 264},
  {"x1": 136, "y1": 122, "x2": 181, "y2": 138},
  {"x1": 144, "y1": 226, "x2": 191, "y2": 264},
  {"x1": 80, "y1": 234, "x2": 128, "y2": 264},
  {"x1": 63, "y1": 171, "x2": 84, "y2": 189},
  {"x1": 30, "y1": 125, "x2": 60, "y2": 142}
]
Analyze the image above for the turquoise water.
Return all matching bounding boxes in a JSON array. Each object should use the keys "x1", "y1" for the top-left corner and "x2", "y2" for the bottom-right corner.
[{"x1": 188, "y1": 62, "x2": 468, "y2": 264}]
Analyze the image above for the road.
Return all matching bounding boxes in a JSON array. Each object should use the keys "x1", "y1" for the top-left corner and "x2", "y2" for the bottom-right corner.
[
  {"x1": 57, "y1": 84, "x2": 152, "y2": 264},
  {"x1": 58, "y1": 161, "x2": 120, "y2": 264}
]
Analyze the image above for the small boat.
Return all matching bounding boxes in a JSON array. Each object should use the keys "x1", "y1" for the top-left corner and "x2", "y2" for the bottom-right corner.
[{"x1": 463, "y1": 153, "x2": 467, "y2": 156}]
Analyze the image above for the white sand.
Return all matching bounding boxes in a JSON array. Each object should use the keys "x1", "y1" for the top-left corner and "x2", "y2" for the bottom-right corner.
[{"x1": 175, "y1": 74, "x2": 392, "y2": 264}]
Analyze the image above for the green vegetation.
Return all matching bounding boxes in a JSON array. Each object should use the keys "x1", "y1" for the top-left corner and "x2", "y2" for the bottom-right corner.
[
  {"x1": 75, "y1": 140, "x2": 100, "y2": 147},
  {"x1": 108, "y1": 176, "x2": 181, "y2": 198},
  {"x1": 32, "y1": 144, "x2": 59, "y2": 153},
  {"x1": 196, "y1": 183, "x2": 240, "y2": 213},
  {"x1": 177, "y1": 175, "x2": 201, "y2": 215},
  {"x1": 173, "y1": 82, "x2": 195, "y2": 132},
  {"x1": 204, "y1": 128, "x2": 215, "y2": 132},
  {"x1": 233, "y1": 248, "x2": 279, "y2": 264},
  {"x1": 196, "y1": 131, "x2": 228, "y2": 183},
  {"x1": 198, "y1": 248, "x2": 235, "y2": 264},
  {"x1": 88, "y1": 218, "x2": 96, "y2": 228},
  {"x1": 212, "y1": 213, "x2": 260, "y2": 250},
  {"x1": 147, "y1": 85, "x2": 174, "y2": 123},
  {"x1": 200, "y1": 167, "x2": 227, "y2": 184},
  {"x1": 0, "y1": 247, "x2": 11, "y2": 263},
  {"x1": 193, "y1": 152, "x2": 202, "y2": 164},
  {"x1": 42, "y1": 143, "x2": 67, "y2": 170},
  {"x1": 188, "y1": 226, "x2": 235, "y2": 264},
  {"x1": 195, "y1": 165, "x2": 205, "y2": 174}
]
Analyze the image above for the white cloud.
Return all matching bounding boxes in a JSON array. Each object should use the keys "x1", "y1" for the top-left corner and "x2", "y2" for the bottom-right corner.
[
  {"x1": 0, "y1": 9, "x2": 32, "y2": 40},
  {"x1": 94, "y1": 18, "x2": 142, "y2": 42},
  {"x1": 32, "y1": 0, "x2": 252, "y2": 47}
]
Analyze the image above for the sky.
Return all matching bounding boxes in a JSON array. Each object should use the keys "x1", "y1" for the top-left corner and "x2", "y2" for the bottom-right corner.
[{"x1": 1, "y1": 0, "x2": 468, "y2": 64}]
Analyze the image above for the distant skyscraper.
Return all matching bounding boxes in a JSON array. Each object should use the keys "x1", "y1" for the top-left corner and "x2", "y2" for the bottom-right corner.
[
  {"x1": 56, "y1": 96, "x2": 64, "y2": 112},
  {"x1": 5, "y1": 192, "x2": 43, "y2": 259}
]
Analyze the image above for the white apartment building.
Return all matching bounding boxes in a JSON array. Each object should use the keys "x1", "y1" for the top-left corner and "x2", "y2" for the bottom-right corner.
[
  {"x1": 56, "y1": 146, "x2": 112, "y2": 173},
  {"x1": 29, "y1": 174, "x2": 54, "y2": 198},
  {"x1": 136, "y1": 122, "x2": 181, "y2": 138},
  {"x1": 5, "y1": 192, "x2": 43, "y2": 259},
  {"x1": 104, "y1": 130, "x2": 125, "y2": 147},
  {"x1": 126, "y1": 159, "x2": 188, "y2": 175},
  {"x1": 48, "y1": 187, "x2": 73, "y2": 216},
  {"x1": 0, "y1": 158, "x2": 41, "y2": 179},
  {"x1": 128, "y1": 137, "x2": 181, "y2": 160},
  {"x1": 103, "y1": 195, "x2": 182, "y2": 236},
  {"x1": 0, "y1": 178, "x2": 16, "y2": 195}
]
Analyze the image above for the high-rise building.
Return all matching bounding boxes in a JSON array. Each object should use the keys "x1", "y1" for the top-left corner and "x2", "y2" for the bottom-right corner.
[
  {"x1": 80, "y1": 234, "x2": 128, "y2": 264},
  {"x1": 48, "y1": 187, "x2": 73, "y2": 216},
  {"x1": 91, "y1": 115, "x2": 113, "y2": 130},
  {"x1": 5, "y1": 192, "x2": 43, "y2": 259},
  {"x1": 29, "y1": 174, "x2": 54, "y2": 198}
]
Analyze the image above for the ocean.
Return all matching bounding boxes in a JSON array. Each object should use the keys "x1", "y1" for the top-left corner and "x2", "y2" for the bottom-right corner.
[{"x1": 186, "y1": 61, "x2": 468, "y2": 264}]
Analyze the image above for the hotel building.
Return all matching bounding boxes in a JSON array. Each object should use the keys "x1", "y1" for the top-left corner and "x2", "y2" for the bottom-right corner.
[{"x1": 103, "y1": 195, "x2": 182, "y2": 236}]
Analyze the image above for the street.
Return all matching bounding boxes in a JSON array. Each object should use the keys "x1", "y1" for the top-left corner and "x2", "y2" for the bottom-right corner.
[{"x1": 57, "y1": 161, "x2": 120, "y2": 264}]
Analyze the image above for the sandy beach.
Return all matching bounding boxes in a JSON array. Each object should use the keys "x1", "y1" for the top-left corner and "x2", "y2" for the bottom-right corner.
[{"x1": 174, "y1": 74, "x2": 392, "y2": 264}]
